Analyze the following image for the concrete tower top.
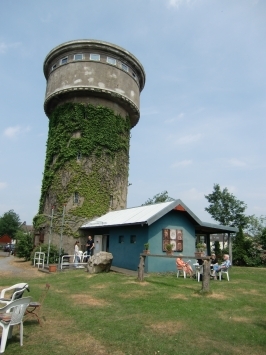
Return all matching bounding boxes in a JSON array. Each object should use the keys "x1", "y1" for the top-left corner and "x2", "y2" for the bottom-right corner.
[{"x1": 43, "y1": 39, "x2": 146, "y2": 127}]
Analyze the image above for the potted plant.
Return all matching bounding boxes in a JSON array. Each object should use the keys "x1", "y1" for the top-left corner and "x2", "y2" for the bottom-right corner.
[
  {"x1": 195, "y1": 243, "x2": 206, "y2": 258},
  {"x1": 143, "y1": 243, "x2": 150, "y2": 255},
  {"x1": 165, "y1": 243, "x2": 174, "y2": 255},
  {"x1": 48, "y1": 264, "x2": 57, "y2": 272}
]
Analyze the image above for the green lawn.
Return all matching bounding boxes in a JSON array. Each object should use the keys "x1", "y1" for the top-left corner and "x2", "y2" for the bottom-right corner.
[{"x1": 1, "y1": 266, "x2": 266, "y2": 355}]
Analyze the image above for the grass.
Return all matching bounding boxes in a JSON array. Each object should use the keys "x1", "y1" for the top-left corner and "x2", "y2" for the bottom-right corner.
[{"x1": 1, "y1": 264, "x2": 266, "y2": 355}]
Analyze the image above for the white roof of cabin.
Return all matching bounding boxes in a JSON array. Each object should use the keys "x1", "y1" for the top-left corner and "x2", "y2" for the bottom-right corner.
[{"x1": 81, "y1": 201, "x2": 176, "y2": 228}]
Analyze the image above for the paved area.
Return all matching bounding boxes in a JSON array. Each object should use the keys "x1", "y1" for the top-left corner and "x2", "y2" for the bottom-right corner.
[
  {"x1": 0, "y1": 253, "x2": 44, "y2": 278},
  {"x1": 0, "y1": 252, "x2": 146, "y2": 278}
]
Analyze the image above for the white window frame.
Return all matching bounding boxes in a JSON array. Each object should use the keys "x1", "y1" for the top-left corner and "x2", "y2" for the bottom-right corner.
[
  {"x1": 90, "y1": 53, "x2": 100, "y2": 61},
  {"x1": 121, "y1": 63, "x2": 128, "y2": 72},
  {"x1": 74, "y1": 54, "x2": 83, "y2": 61},
  {"x1": 107, "y1": 57, "x2": 116, "y2": 65},
  {"x1": 51, "y1": 64, "x2": 57, "y2": 72},
  {"x1": 60, "y1": 57, "x2": 68, "y2": 65}
]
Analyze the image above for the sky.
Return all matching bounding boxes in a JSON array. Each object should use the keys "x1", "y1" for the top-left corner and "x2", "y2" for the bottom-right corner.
[{"x1": 0, "y1": 0, "x2": 265, "y2": 225}]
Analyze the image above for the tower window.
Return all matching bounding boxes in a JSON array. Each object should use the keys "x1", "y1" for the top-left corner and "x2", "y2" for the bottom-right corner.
[
  {"x1": 74, "y1": 54, "x2": 83, "y2": 61},
  {"x1": 51, "y1": 64, "x2": 57, "y2": 71},
  {"x1": 107, "y1": 57, "x2": 116, "y2": 65},
  {"x1": 90, "y1": 53, "x2": 100, "y2": 61},
  {"x1": 74, "y1": 192, "x2": 79, "y2": 204},
  {"x1": 60, "y1": 57, "x2": 68, "y2": 65},
  {"x1": 121, "y1": 63, "x2": 128, "y2": 72},
  {"x1": 110, "y1": 195, "x2": 113, "y2": 208},
  {"x1": 77, "y1": 152, "x2": 82, "y2": 161}
]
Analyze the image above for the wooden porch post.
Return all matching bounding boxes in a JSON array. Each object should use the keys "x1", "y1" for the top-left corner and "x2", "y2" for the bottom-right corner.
[
  {"x1": 138, "y1": 255, "x2": 146, "y2": 281},
  {"x1": 200, "y1": 257, "x2": 211, "y2": 293},
  {"x1": 228, "y1": 233, "x2": 232, "y2": 263}
]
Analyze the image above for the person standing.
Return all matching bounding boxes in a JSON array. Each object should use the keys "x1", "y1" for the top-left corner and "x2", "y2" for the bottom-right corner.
[
  {"x1": 86, "y1": 236, "x2": 94, "y2": 260},
  {"x1": 74, "y1": 241, "x2": 80, "y2": 267}
]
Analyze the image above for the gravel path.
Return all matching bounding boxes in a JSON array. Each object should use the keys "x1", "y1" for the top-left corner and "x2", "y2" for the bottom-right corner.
[{"x1": 0, "y1": 252, "x2": 44, "y2": 278}]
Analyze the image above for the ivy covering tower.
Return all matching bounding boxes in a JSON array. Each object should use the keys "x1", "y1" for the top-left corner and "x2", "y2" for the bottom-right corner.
[{"x1": 34, "y1": 40, "x2": 145, "y2": 252}]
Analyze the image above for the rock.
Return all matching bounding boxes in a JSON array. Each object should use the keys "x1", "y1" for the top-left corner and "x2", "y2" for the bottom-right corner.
[{"x1": 87, "y1": 251, "x2": 113, "y2": 274}]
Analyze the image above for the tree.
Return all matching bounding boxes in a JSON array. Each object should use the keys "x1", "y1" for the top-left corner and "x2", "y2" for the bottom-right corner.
[
  {"x1": 205, "y1": 184, "x2": 249, "y2": 228},
  {"x1": 15, "y1": 230, "x2": 34, "y2": 261},
  {"x1": 245, "y1": 215, "x2": 266, "y2": 237},
  {"x1": 0, "y1": 210, "x2": 21, "y2": 239},
  {"x1": 232, "y1": 226, "x2": 261, "y2": 266},
  {"x1": 142, "y1": 191, "x2": 175, "y2": 206}
]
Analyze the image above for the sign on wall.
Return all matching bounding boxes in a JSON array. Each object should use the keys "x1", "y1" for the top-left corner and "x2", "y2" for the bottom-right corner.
[{"x1": 162, "y1": 229, "x2": 183, "y2": 252}]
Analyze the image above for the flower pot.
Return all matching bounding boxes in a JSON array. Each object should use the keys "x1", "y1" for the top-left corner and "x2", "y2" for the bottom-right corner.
[
  {"x1": 195, "y1": 252, "x2": 204, "y2": 259},
  {"x1": 49, "y1": 264, "x2": 57, "y2": 272},
  {"x1": 143, "y1": 250, "x2": 150, "y2": 255},
  {"x1": 166, "y1": 251, "x2": 173, "y2": 256}
]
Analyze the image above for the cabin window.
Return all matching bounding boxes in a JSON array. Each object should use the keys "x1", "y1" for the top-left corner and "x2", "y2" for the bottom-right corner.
[
  {"x1": 130, "y1": 235, "x2": 136, "y2": 244},
  {"x1": 119, "y1": 235, "x2": 124, "y2": 243}
]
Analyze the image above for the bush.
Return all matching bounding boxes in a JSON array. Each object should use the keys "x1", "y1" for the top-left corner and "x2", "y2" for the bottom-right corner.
[
  {"x1": 30, "y1": 243, "x2": 64, "y2": 265},
  {"x1": 15, "y1": 231, "x2": 34, "y2": 261}
]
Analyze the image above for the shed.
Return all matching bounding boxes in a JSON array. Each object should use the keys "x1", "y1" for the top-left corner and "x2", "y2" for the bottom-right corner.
[{"x1": 80, "y1": 200, "x2": 238, "y2": 272}]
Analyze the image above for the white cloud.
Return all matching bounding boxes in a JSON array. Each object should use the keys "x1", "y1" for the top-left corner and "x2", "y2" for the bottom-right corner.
[
  {"x1": 171, "y1": 159, "x2": 192, "y2": 168},
  {"x1": 0, "y1": 182, "x2": 7, "y2": 190},
  {"x1": 164, "y1": 112, "x2": 184, "y2": 123},
  {"x1": 228, "y1": 158, "x2": 246, "y2": 167},
  {"x1": 168, "y1": 0, "x2": 194, "y2": 9},
  {"x1": 0, "y1": 41, "x2": 21, "y2": 54},
  {"x1": 3, "y1": 125, "x2": 31, "y2": 139},
  {"x1": 174, "y1": 133, "x2": 202, "y2": 145}
]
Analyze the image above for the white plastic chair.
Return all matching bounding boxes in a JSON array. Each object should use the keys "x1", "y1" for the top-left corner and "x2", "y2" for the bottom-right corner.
[
  {"x1": 78, "y1": 250, "x2": 83, "y2": 260},
  {"x1": 82, "y1": 251, "x2": 88, "y2": 262},
  {"x1": 218, "y1": 269, "x2": 230, "y2": 281},
  {"x1": 0, "y1": 296, "x2": 32, "y2": 353},
  {"x1": 0, "y1": 283, "x2": 30, "y2": 306},
  {"x1": 195, "y1": 265, "x2": 203, "y2": 282},
  {"x1": 176, "y1": 267, "x2": 186, "y2": 278}
]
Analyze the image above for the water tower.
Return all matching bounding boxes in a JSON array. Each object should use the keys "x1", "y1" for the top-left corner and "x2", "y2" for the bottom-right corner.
[{"x1": 36, "y1": 40, "x2": 145, "y2": 251}]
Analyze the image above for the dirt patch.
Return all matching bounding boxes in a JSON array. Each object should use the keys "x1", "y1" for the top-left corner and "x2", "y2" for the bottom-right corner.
[
  {"x1": 241, "y1": 289, "x2": 262, "y2": 296},
  {"x1": 206, "y1": 292, "x2": 228, "y2": 300},
  {"x1": 69, "y1": 294, "x2": 108, "y2": 306},
  {"x1": 2, "y1": 257, "x2": 45, "y2": 278},
  {"x1": 94, "y1": 284, "x2": 108, "y2": 289},
  {"x1": 148, "y1": 321, "x2": 185, "y2": 335},
  {"x1": 170, "y1": 294, "x2": 189, "y2": 300},
  {"x1": 189, "y1": 331, "x2": 264, "y2": 355},
  {"x1": 119, "y1": 289, "x2": 148, "y2": 298},
  {"x1": 124, "y1": 281, "x2": 150, "y2": 286},
  {"x1": 217, "y1": 311, "x2": 250, "y2": 323}
]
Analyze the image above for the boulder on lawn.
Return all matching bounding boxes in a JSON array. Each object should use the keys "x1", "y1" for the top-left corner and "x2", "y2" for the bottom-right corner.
[{"x1": 87, "y1": 251, "x2": 113, "y2": 274}]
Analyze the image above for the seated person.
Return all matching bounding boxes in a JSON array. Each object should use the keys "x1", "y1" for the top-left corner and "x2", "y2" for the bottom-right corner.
[
  {"x1": 176, "y1": 257, "x2": 193, "y2": 277},
  {"x1": 210, "y1": 253, "x2": 218, "y2": 276},
  {"x1": 212, "y1": 254, "x2": 231, "y2": 280}
]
